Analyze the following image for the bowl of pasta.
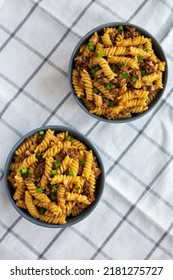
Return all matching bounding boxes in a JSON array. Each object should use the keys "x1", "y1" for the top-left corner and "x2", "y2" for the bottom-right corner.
[
  {"x1": 68, "y1": 22, "x2": 167, "y2": 122},
  {"x1": 4, "y1": 126, "x2": 105, "y2": 228}
]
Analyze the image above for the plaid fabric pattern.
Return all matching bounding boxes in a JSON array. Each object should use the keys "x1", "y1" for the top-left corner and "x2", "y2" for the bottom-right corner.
[{"x1": 0, "y1": 0, "x2": 173, "y2": 260}]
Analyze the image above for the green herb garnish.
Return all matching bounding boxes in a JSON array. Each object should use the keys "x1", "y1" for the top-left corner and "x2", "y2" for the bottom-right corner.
[
  {"x1": 36, "y1": 153, "x2": 42, "y2": 159},
  {"x1": 51, "y1": 194, "x2": 57, "y2": 201},
  {"x1": 52, "y1": 185, "x2": 59, "y2": 192},
  {"x1": 106, "y1": 83, "x2": 113, "y2": 90},
  {"x1": 80, "y1": 158, "x2": 85, "y2": 165},
  {"x1": 87, "y1": 41, "x2": 93, "y2": 46},
  {"x1": 122, "y1": 73, "x2": 129, "y2": 79},
  {"x1": 65, "y1": 135, "x2": 71, "y2": 141},
  {"x1": 112, "y1": 64, "x2": 119, "y2": 72},
  {"x1": 120, "y1": 62, "x2": 126, "y2": 67},
  {"x1": 54, "y1": 161, "x2": 61, "y2": 167},
  {"x1": 51, "y1": 170, "x2": 57, "y2": 175},
  {"x1": 93, "y1": 88, "x2": 99, "y2": 94},
  {"x1": 90, "y1": 65, "x2": 100, "y2": 74},
  {"x1": 109, "y1": 101, "x2": 115, "y2": 107},
  {"x1": 37, "y1": 130, "x2": 44, "y2": 135},
  {"x1": 137, "y1": 56, "x2": 144, "y2": 62},
  {"x1": 141, "y1": 69, "x2": 147, "y2": 76},
  {"x1": 69, "y1": 170, "x2": 74, "y2": 176},
  {"x1": 36, "y1": 187, "x2": 43, "y2": 193},
  {"x1": 131, "y1": 77, "x2": 137, "y2": 82},
  {"x1": 98, "y1": 51, "x2": 105, "y2": 57},
  {"x1": 118, "y1": 25, "x2": 124, "y2": 32},
  {"x1": 90, "y1": 68, "x2": 96, "y2": 74},
  {"x1": 39, "y1": 207, "x2": 46, "y2": 214},
  {"x1": 87, "y1": 41, "x2": 94, "y2": 51},
  {"x1": 20, "y1": 168, "x2": 28, "y2": 174},
  {"x1": 25, "y1": 172, "x2": 32, "y2": 177}
]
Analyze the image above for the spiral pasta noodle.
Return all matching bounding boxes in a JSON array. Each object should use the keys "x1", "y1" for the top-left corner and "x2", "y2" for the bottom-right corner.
[{"x1": 80, "y1": 69, "x2": 93, "y2": 101}]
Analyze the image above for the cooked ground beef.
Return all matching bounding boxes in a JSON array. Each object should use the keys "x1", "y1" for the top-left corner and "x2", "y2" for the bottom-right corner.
[
  {"x1": 34, "y1": 161, "x2": 45, "y2": 177},
  {"x1": 124, "y1": 26, "x2": 140, "y2": 38},
  {"x1": 14, "y1": 154, "x2": 26, "y2": 163},
  {"x1": 54, "y1": 153, "x2": 64, "y2": 162},
  {"x1": 37, "y1": 135, "x2": 44, "y2": 144},
  {"x1": 66, "y1": 147, "x2": 79, "y2": 159},
  {"x1": 109, "y1": 29, "x2": 118, "y2": 41},
  {"x1": 82, "y1": 181, "x2": 95, "y2": 202},
  {"x1": 141, "y1": 60, "x2": 158, "y2": 74}
]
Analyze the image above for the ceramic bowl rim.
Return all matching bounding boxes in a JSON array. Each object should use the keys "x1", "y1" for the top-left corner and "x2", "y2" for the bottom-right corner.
[
  {"x1": 68, "y1": 22, "x2": 168, "y2": 123},
  {"x1": 4, "y1": 125, "x2": 105, "y2": 228}
]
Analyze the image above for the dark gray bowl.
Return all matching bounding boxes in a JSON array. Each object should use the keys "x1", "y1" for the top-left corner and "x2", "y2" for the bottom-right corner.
[
  {"x1": 4, "y1": 125, "x2": 105, "y2": 228},
  {"x1": 68, "y1": 22, "x2": 168, "y2": 123}
]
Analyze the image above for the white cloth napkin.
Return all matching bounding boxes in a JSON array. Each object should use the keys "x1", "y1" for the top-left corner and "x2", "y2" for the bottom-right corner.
[{"x1": 0, "y1": 0, "x2": 173, "y2": 260}]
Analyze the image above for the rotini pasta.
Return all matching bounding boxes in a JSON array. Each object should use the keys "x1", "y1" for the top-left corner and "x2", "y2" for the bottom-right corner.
[
  {"x1": 7, "y1": 129, "x2": 101, "y2": 225},
  {"x1": 107, "y1": 56, "x2": 139, "y2": 69},
  {"x1": 72, "y1": 69, "x2": 85, "y2": 98},
  {"x1": 101, "y1": 32, "x2": 113, "y2": 47},
  {"x1": 71, "y1": 25, "x2": 166, "y2": 120},
  {"x1": 80, "y1": 69, "x2": 93, "y2": 101}
]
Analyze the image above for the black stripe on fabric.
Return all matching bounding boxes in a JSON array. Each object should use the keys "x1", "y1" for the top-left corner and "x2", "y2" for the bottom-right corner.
[
  {"x1": 50, "y1": 114, "x2": 76, "y2": 128},
  {"x1": 128, "y1": 122, "x2": 172, "y2": 158},
  {"x1": 95, "y1": 0, "x2": 125, "y2": 21},
  {"x1": 0, "y1": 0, "x2": 96, "y2": 121},
  {"x1": 150, "y1": 3, "x2": 172, "y2": 47},
  {"x1": 106, "y1": 86, "x2": 173, "y2": 178},
  {"x1": 159, "y1": 0, "x2": 173, "y2": 11},
  {"x1": 91, "y1": 204, "x2": 136, "y2": 259},
  {"x1": 0, "y1": 73, "x2": 53, "y2": 116},
  {"x1": 0, "y1": 118, "x2": 23, "y2": 137},
  {"x1": 91, "y1": 157, "x2": 173, "y2": 259},
  {"x1": 0, "y1": 70, "x2": 99, "y2": 138},
  {"x1": 85, "y1": 120, "x2": 100, "y2": 137},
  {"x1": 70, "y1": 226, "x2": 113, "y2": 260},
  {"x1": 37, "y1": 228, "x2": 66, "y2": 259},
  {"x1": 165, "y1": 52, "x2": 173, "y2": 62},
  {"x1": 0, "y1": 73, "x2": 73, "y2": 130},
  {"x1": 148, "y1": 156, "x2": 173, "y2": 187},
  {"x1": 0, "y1": 0, "x2": 43, "y2": 53},
  {"x1": 42, "y1": 91, "x2": 72, "y2": 126},
  {"x1": 0, "y1": 73, "x2": 86, "y2": 135},
  {"x1": 159, "y1": 27, "x2": 172, "y2": 43},
  {"x1": 0, "y1": 216, "x2": 22, "y2": 243},
  {"x1": 0, "y1": 91, "x2": 22, "y2": 119},
  {"x1": 117, "y1": 162, "x2": 173, "y2": 211},
  {"x1": 127, "y1": 0, "x2": 149, "y2": 22},
  {"x1": 0, "y1": 23, "x2": 67, "y2": 78},
  {"x1": 102, "y1": 198, "x2": 173, "y2": 259},
  {"x1": 27, "y1": 0, "x2": 82, "y2": 39},
  {"x1": 88, "y1": 135, "x2": 173, "y2": 212},
  {"x1": 144, "y1": 222, "x2": 173, "y2": 259},
  {"x1": 0, "y1": 220, "x2": 42, "y2": 258},
  {"x1": 106, "y1": 129, "x2": 143, "y2": 177},
  {"x1": 165, "y1": 99, "x2": 173, "y2": 110},
  {"x1": 0, "y1": 168, "x2": 4, "y2": 182}
]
